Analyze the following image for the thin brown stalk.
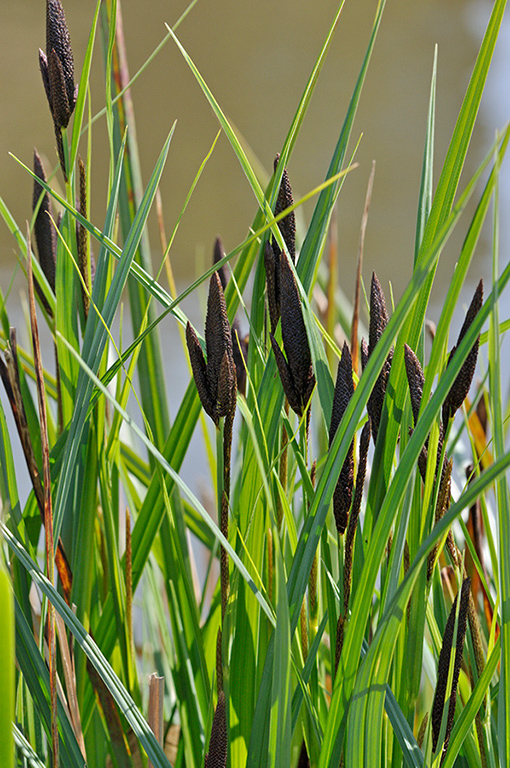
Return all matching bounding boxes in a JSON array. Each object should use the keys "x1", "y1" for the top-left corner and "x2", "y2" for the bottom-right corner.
[
  {"x1": 0, "y1": 332, "x2": 72, "y2": 601},
  {"x1": 27, "y1": 224, "x2": 59, "y2": 767},
  {"x1": 351, "y1": 161, "x2": 375, "y2": 375},
  {"x1": 148, "y1": 674, "x2": 164, "y2": 768},
  {"x1": 77, "y1": 157, "x2": 90, "y2": 318},
  {"x1": 54, "y1": 612, "x2": 86, "y2": 759}
]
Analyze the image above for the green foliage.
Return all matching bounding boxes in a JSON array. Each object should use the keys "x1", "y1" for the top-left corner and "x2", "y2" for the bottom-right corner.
[{"x1": 0, "y1": 0, "x2": 509, "y2": 766}]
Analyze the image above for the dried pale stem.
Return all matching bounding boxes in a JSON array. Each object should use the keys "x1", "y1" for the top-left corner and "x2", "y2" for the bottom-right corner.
[{"x1": 148, "y1": 674, "x2": 165, "y2": 768}]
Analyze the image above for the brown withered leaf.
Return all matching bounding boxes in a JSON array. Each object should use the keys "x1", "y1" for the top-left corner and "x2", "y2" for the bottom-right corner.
[
  {"x1": 431, "y1": 578, "x2": 470, "y2": 759},
  {"x1": 204, "y1": 691, "x2": 227, "y2": 768},
  {"x1": 442, "y1": 280, "x2": 483, "y2": 424}
]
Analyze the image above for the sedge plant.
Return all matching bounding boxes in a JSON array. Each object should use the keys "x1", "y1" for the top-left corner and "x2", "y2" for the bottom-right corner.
[{"x1": 0, "y1": 1, "x2": 509, "y2": 767}]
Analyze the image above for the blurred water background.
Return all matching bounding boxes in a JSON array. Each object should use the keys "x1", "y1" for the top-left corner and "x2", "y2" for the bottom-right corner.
[{"x1": 0, "y1": 0, "x2": 508, "y2": 495}]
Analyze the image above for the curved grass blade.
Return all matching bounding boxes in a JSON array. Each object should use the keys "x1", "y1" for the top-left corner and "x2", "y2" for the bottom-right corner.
[
  {"x1": 4, "y1": 530, "x2": 171, "y2": 768},
  {"x1": 53, "y1": 126, "x2": 174, "y2": 548},
  {"x1": 332, "y1": 258, "x2": 510, "y2": 768}
]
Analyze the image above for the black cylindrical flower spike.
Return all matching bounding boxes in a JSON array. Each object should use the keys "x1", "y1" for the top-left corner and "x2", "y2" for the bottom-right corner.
[
  {"x1": 186, "y1": 272, "x2": 237, "y2": 426},
  {"x1": 404, "y1": 344, "x2": 425, "y2": 428},
  {"x1": 431, "y1": 578, "x2": 470, "y2": 760},
  {"x1": 361, "y1": 272, "x2": 393, "y2": 443},
  {"x1": 265, "y1": 155, "x2": 296, "y2": 334},
  {"x1": 39, "y1": 0, "x2": 77, "y2": 178},
  {"x1": 272, "y1": 154, "x2": 296, "y2": 264},
  {"x1": 204, "y1": 691, "x2": 227, "y2": 768},
  {"x1": 46, "y1": 0, "x2": 76, "y2": 113},
  {"x1": 213, "y1": 237, "x2": 248, "y2": 395},
  {"x1": 270, "y1": 253, "x2": 315, "y2": 421},
  {"x1": 442, "y1": 280, "x2": 483, "y2": 425},
  {"x1": 329, "y1": 342, "x2": 355, "y2": 535},
  {"x1": 32, "y1": 149, "x2": 57, "y2": 297}
]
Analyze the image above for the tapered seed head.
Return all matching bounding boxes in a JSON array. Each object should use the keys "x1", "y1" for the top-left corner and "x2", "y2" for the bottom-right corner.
[
  {"x1": 264, "y1": 240, "x2": 280, "y2": 334},
  {"x1": 442, "y1": 280, "x2": 483, "y2": 424},
  {"x1": 273, "y1": 154, "x2": 296, "y2": 264},
  {"x1": 186, "y1": 322, "x2": 216, "y2": 423},
  {"x1": 213, "y1": 236, "x2": 228, "y2": 291},
  {"x1": 329, "y1": 342, "x2": 354, "y2": 446},
  {"x1": 368, "y1": 272, "x2": 389, "y2": 354},
  {"x1": 204, "y1": 691, "x2": 227, "y2": 768},
  {"x1": 279, "y1": 253, "x2": 315, "y2": 413},
  {"x1": 46, "y1": 0, "x2": 75, "y2": 111},
  {"x1": 32, "y1": 149, "x2": 57, "y2": 294},
  {"x1": 404, "y1": 344, "x2": 425, "y2": 427},
  {"x1": 431, "y1": 578, "x2": 470, "y2": 757},
  {"x1": 205, "y1": 272, "x2": 234, "y2": 408}
]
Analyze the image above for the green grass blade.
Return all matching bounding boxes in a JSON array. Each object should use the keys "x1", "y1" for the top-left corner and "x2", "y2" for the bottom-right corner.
[
  {"x1": 0, "y1": 556, "x2": 14, "y2": 768},
  {"x1": 297, "y1": 0, "x2": 386, "y2": 293},
  {"x1": 269, "y1": 533, "x2": 292, "y2": 768},
  {"x1": 69, "y1": 0, "x2": 102, "y2": 172},
  {"x1": 4, "y1": 526, "x2": 171, "y2": 768},
  {"x1": 53, "y1": 127, "x2": 174, "y2": 549}
]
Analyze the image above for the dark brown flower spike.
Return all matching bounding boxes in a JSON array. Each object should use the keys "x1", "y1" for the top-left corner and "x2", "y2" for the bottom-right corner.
[
  {"x1": 431, "y1": 578, "x2": 470, "y2": 760},
  {"x1": 442, "y1": 280, "x2": 483, "y2": 425},
  {"x1": 43, "y1": 0, "x2": 77, "y2": 123},
  {"x1": 270, "y1": 254, "x2": 315, "y2": 421},
  {"x1": 362, "y1": 273, "x2": 393, "y2": 443},
  {"x1": 329, "y1": 342, "x2": 355, "y2": 535},
  {"x1": 213, "y1": 236, "x2": 228, "y2": 291},
  {"x1": 404, "y1": 344, "x2": 425, "y2": 428},
  {"x1": 265, "y1": 240, "x2": 280, "y2": 334},
  {"x1": 40, "y1": 0, "x2": 77, "y2": 179},
  {"x1": 204, "y1": 691, "x2": 227, "y2": 768},
  {"x1": 272, "y1": 154, "x2": 296, "y2": 264},
  {"x1": 265, "y1": 156, "x2": 296, "y2": 333},
  {"x1": 32, "y1": 149, "x2": 57, "y2": 301},
  {"x1": 213, "y1": 237, "x2": 248, "y2": 395},
  {"x1": 186, "y1": 272, "x2": 237, "y2": 426}
]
